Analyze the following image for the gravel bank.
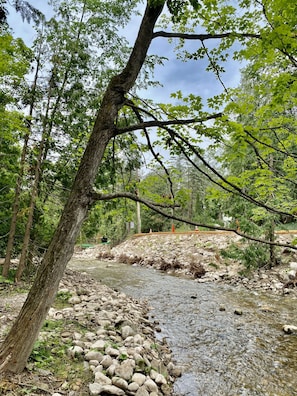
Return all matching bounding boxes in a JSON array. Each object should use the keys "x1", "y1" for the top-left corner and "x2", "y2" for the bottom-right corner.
[{"x1": 0, "y1": 269, "x2": 181, "y2": 395}]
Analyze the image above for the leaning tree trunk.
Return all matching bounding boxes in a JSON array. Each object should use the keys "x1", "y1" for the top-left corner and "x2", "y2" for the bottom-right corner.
[{"x1": 0, "y1": 1, "x2": 164, "y2": 374}]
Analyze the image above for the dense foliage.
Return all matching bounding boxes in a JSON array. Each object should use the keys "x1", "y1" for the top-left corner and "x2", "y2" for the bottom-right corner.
[{"x1": 1, "y1": 0, "x2": 296, "y2": 265}]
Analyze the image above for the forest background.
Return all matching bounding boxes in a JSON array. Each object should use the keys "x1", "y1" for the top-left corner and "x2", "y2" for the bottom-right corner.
[{"x1": 0, "y1": 0, "x2": 297, "y2": 374}]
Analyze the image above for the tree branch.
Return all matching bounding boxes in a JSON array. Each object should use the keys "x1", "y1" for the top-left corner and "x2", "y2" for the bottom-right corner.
[
  {"x1": 114, "y1": 112, "x2": 222, "y2": 135},
  {"x1": 90, "y1": 190, "x2": 297, "y2": 251},
  {"x1": 153, "y1": 31, "x2": 261, "y2": 40},
  {"x1": 91, "y1": 190, "x2": 179, "y2": 209}
]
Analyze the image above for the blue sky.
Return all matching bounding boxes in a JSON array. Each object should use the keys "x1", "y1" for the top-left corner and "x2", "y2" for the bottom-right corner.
[{"x1": 7, "y1": 0, "x2": 243, "y2": 107}]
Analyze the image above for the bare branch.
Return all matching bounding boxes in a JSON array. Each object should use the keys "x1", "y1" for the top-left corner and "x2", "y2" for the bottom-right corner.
[
  {"x1": 153, "y1": 31, "x2": 260, "y2": 40},
  {"x1": 114, "y1": 113, "x2": 222, "y2": 135},
  {"x1": 91, "y1": 191, "x2": 179, "y2": 209},
  {"x1": 90, "y1": 190, "x2": 297, "y2": 251},
  {"x1": 243, "y1": 127, "x2": 297, "y2": 159}
]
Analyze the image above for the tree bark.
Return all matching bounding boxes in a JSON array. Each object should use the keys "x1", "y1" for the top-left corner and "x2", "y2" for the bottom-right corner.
[{"x1": 0, "y1": 1, "x2": 164, "y2": 374}]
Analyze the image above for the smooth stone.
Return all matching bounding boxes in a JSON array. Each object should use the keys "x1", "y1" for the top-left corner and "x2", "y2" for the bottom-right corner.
[
  {"x1": 283, "y1": 325, "x2": 297, "y2": 334},
  {"x1": 144, "y1": 378, "x2": 158, "y2": 393},
  {"x1": 115, "y1": 359, "x2": 135, "y2": 381},
  {"x1": 94, "y1": 371, "x2": 112, "y2": 385},
  {"x1": 68, "y1": 296, "x2": 81, "y2": 304},
  {"x1": 121, "y1": 325, "x2": 135, "y2": 339},
  {"x1": 112, "y1": 376, "x2": 129, "y2": 390},
  {"x1": 91, "y1": 339, "x2": 106, "y2": 350},
  {"x1": 85, "y1": 351, "x2": 103, "y2": 362},
  {"x1": 89, "y1": 383, "x2": 102, "y2": 395},
  {"x1": 100, "y1": 355, "x2": 113, "y2": 368},
  {"x1": 135, "y1": 385, "x2": 150, "y2": 396},
  {"x1": 99, "y1": 384, "x2": 125, "y2": 395},
  {"x1": 128, "y1": 382, "x2": 140, "y2": 392},
  {"x1": 131, "y1": 372, "x2": 146, "y2": 386}
]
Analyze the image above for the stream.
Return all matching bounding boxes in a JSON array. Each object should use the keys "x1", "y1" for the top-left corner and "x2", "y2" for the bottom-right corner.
[{"x1": 69, "y1": 259, "x2": 297, "y2": 396}]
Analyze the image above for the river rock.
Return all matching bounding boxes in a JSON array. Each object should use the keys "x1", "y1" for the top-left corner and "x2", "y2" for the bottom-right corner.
[
  {"x1": 121, "y1": 325, "x2": 135, "y2": 338},
  {"x1": 112, "y1": 376, "x2": 129, "y2": 390},
  {"x1": 89, "y1": 383, "x2": 102, "y2": 395},
  {"x1": 283, "y1": 324, "x2": 297, "y2": 334},
  {"x1": 91, "y1": 339, "x2": 106, "y2": 350},
  {"x1": 128, "y1": 381, "x2": 140, "y2": 392},
  {"x1": 289, "y1": 262, "x2": 297, "y2": 271},
  {"x1": 115, "y1": 358, "x2": 135, "y2": 380},
  {"x1": 144, "y1": 378, "x2": 158, "y2": 392},
  {"x1": 100, "y1": 355, "x2": 113, "y2": 368},
  {"x1": 94, "y1": 371, "x2": 112, "y2": 385},
  {"x1": 135, "y1": 385, "x2": 150, "y2": 396},
  {"x1": 132, "y1": 372, "x2": 146, "y2": 385},
  {"x1": 68, "y1": 295, "x2": 81, "y2": 304},
  {"x1": 85, "y1": 351, "x2": 103, "y2": 362},
  {"x1": 68, "y1": 345, "x2": 84, "y2": 358},
  {"x1": 105, "y1": 346, "x2": 120, "y2": 357},
  {"x1": 99, "y1": 384, "x2": 125, "y2": 395}
]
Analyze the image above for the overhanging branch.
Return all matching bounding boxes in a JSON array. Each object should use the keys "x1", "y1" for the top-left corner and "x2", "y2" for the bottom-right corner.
[
  {"x1": 114, "y1": 112, "x2": 222, "y2": 136},
  {"x1": 153, "y1": 31, "x2": 261, "y2": 40},
  {"x1": 90, "y1": 190, "x2": 297, "y2": 251}
]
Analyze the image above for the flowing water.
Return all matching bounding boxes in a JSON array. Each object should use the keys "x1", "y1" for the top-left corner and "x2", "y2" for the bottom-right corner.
[{"x1": 69, "y1": 259, "x2": 297, "y2": 396}]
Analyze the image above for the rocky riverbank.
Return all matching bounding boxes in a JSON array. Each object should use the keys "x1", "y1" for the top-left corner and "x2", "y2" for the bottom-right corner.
[
  {"x1": 90, "y1": 231, "x2": 297, "y2": 296},
  {"x1": 0, "y1": 269, "x2": 181, "y2": 395}
]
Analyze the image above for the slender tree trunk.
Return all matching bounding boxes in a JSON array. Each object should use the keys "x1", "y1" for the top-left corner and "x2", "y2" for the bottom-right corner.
[
  {"x1": 2, "y1": 132, "x2": 29, "y2": 278},
  {"x1": 2, "y1": 44, "x2": 42, "y2": 278},
  {"x1": 137, "y1": 200, "x2": 142, "y2": 233},
  {"x1": 20, "y1": 5, "x2": 88, "y2": 274},
  {"x1": 15, "y1": 86, "x2": 52, "y2": 282},
  {"x1": 268, "y1": 218, "x2": 276, "y2": 268},
  {"x1": 0, "y1": 2, "x2": 164, "y2": 374}
]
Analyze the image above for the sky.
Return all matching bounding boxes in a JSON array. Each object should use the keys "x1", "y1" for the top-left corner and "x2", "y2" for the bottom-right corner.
[{"x1": 6, "y1": 0, "x2": 244, "y2": 107}]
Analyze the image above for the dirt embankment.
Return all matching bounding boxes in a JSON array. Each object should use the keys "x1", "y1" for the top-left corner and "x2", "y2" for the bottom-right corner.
[{"x1": 80, "y1": 231, "x2": 297, "y2": 296}]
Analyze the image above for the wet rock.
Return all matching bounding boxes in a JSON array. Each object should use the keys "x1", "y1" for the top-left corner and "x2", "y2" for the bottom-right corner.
[
  {"x1": 283, "y1": 325, "x2": 297, "y2": 334},
  {"x1": 234, "y1": 309, "x2": 243, "y2": 315}
]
